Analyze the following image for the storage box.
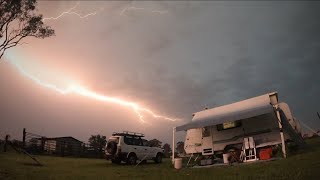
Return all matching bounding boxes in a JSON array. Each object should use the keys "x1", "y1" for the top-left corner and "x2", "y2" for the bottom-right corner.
[{"x1": 259, "y1": 147, "x2": 272, "y2": 160}]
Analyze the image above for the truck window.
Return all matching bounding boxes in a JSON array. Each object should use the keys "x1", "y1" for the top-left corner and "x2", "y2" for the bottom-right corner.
[
  {"x1": 133, "y1": 137, "x2": 143, "y2": 146},
  {"x1": 124, "y1": 136, "x2": 133, "y2": 145},
  {"x1": 124, "y1": 136, "x2": 143, "y2": 146},
  {"x1": 217, "y1": 120, "x2": 242, "y2": 131},
  {"x1": 142, "y1": 139, "x2": 148, "y2": 146}
]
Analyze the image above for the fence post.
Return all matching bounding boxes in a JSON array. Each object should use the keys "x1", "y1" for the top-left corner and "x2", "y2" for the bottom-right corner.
[
  {"x1": 61, "y1": 141, "x2": 65, "y2": 157},
  {"x1": 23, "y1": 128, "x2": 26, "y2": 148},
  {"x1": 41, "y1": 137, "x2": 45, "y2": 153},
  {"x1": 4, "y1": 135, "x2": 9, "y2": 152}
]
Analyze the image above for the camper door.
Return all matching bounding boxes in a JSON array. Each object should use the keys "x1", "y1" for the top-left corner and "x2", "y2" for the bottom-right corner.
[{"x1": 201, "y1": 127, "x2": 214, "y2": 155}]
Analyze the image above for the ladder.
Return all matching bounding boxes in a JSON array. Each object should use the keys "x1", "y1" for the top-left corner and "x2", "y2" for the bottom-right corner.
[{"x1": 242, "y1": 137, "x2": 258, "y2": 162}]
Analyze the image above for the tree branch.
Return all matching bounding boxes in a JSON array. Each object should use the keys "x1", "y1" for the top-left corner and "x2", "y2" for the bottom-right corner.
[
  {"x1": 0, "y1": 22, "x2": 9, "y2": 48},
  {"x1": 0, "y1": 0, "x2": 55, "y2": 61}
]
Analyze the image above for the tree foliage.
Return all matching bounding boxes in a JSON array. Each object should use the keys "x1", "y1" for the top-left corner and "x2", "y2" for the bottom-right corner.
[
  {"x1": 0, "y1": 0, "x2": 55, "y2": 59},
  {"x1": 147, "y1": 139, "x2": 162, "y2": 148},
  {"x1": 88, "y1": 134, "x2": 107, "y2": 153},
  {"x1": 162, "y1": 143, "x2": 171, "y2": 158}
]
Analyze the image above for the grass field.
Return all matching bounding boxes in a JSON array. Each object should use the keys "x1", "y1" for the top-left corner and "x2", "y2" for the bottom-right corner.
[{"x1": 1, "y1": 138, "x2": 320, "y2": 180}]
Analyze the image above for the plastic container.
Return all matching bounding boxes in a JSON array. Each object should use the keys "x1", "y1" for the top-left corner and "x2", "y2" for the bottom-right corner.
[
  {"x1": 174, "y1": 158, "x2": 182, "y2": 169},
  {"x1": 259, "y1": 147, "x2": 272, "y2": 160},
  {"x1": 223, "y1": 153, "x2": 230, "y2": 164}
]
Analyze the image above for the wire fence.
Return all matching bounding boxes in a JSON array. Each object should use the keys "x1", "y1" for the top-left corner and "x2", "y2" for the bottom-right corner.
[{"x1": 1, "y1": 128, "x2": 105, "y2": 158}]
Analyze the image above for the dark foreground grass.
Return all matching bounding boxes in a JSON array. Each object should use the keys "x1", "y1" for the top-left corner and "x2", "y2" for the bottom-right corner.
[{"x1": 1, "y1": 138, "x2": 320, "y2": 180}]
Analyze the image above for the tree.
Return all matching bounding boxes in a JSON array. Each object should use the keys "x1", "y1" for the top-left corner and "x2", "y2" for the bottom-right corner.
[
  {"x1": 0, "y1": 0, "x2": 55, "y2": 59},
  {"x1": 147, "y1": 139, "x2": 162, "y2": 148},
  {"x1": 162, "y1": 143, "x2": 171, "y2": 158},
  {"x1": 176, "y1": 141, "x2": 186, "y2": 155},
  {"x1": 88, "y1": 134, "x2": 107, "y2": 157}
]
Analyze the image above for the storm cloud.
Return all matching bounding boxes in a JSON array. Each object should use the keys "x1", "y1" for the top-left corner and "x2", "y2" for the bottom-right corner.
[{"x1": 1, "y1": 1, "x2": 320, "y2": 143}]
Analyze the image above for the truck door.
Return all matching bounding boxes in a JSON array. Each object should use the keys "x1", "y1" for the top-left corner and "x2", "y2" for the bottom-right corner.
[
  {"x1": 133, "y1": 137, "x2": 145, "y2": 160},
  {"x1": 124, "y1": 136, "x2": 143, "y2": 160},
  {"x1": 141, "y1": 139, "x2": 153, "y2": 160}
]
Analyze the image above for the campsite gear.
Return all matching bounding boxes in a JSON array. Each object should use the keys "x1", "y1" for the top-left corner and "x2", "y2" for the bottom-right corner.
[
  {"x1": 228, "y1": 149, "x2": 242, "y2": 164},
  {"x1": 186, "y1": 153, "x2": 200, "y2": 167},
  {"x1": 242, "y1": 137, "x2": 258, "y2": 162},
  {"x1": 174, "y1": 158, "x2": 182, "y2": 169},
  {"x1": 223, "y1": 153, "x2": 230, "y2": 164},
  {"x1": 259, "y1": 147, "x2": 272, "y2": 160}
]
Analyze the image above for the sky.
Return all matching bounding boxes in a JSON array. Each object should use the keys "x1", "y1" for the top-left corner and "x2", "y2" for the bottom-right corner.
[{"x1": 1, "y1": 1, "x2": 320, "y2": 144}]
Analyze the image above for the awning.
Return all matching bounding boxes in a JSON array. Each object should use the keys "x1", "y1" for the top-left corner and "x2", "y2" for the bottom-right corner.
[{"x1": 176, "y1": 92, "x2": 277, "y2": 132}]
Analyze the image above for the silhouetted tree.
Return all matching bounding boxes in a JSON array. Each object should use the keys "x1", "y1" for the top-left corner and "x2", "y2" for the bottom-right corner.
[
  {"x1": 0, "y1": 0, "x2": 55, "y2": 59},
  {"x1": 147, "y1": 139, "x2": 162, "y2": 148},
  {"x1": 162, "y1": 143, "x2": 171, "y2": 158},
  {"x1": 88, "y1": 134, "x2": 106, "y2": 157}
]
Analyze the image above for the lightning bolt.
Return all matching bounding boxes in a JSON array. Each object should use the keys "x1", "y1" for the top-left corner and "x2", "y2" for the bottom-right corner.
[
  {"x1": 5, "y1": 55, "x2": 179, "y2": 125},
  {"x1": 43, "y1": 2, "x2": 102, "y2": 21},
  {"x1": 120, "y1": 6, "x2": 168, "y2": 16},
  {"x1": 2, "y1": 3, "x2": 176, "y2": 124}
]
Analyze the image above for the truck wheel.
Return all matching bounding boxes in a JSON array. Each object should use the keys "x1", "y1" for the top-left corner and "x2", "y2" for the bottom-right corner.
[
  {"x1": 127, "y1": 154, "x2": 137, "y2": 165},
  {"x1": 154, "y1": 153, "x2": 162, "y2": 164}
]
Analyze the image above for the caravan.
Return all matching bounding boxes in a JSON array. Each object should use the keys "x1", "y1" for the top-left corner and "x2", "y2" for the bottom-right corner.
[{"x1": 173, "y1": 92, "x2": 303, "y2": 164}]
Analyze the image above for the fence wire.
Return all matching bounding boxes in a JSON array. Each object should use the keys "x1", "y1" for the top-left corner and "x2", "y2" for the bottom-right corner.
[{"x1": 22, "y1": 129, "x2": 105, "y2": 158}]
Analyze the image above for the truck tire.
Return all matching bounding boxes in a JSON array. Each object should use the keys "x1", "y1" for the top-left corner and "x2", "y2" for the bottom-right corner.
[
  {"x1": 154, "y1": 153, "x2": 162, "y2": 164},
  {"x1": 127, "y1": 154, "x2": 137, "y2": 165}
]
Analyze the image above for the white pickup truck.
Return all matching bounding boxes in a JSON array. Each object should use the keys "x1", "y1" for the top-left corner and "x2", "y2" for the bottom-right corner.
[{"x1": 105, "y1": 131, "x2": 164, "y2": 165}]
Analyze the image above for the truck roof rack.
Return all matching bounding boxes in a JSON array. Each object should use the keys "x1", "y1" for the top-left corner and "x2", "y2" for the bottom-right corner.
[{"x1": 112, "y1": 131, "x2": 144, "y2": 137}]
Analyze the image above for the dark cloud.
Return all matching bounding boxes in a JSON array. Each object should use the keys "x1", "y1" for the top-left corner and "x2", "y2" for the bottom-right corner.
[{"x1": 1, "y1": 1, "x2": 320, "y2": 143}]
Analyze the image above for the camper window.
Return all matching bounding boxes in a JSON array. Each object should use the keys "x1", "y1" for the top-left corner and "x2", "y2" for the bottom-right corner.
[
  {"x1": 217, "y1": 120, "x2": 242, "y2": 131},
  {"x1": 202, "y1": 127, "x2": 210, "y2": 137}
]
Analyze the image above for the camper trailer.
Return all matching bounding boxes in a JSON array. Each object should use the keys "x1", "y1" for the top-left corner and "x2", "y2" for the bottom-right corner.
[{"x1": 173, "y1": 92, "x2": 303, "y2": 164}]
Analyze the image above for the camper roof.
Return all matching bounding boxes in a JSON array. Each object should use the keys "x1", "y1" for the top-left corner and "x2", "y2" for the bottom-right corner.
[{"x1": 176, "y1": 92, "x2": 278, "y2": 132}]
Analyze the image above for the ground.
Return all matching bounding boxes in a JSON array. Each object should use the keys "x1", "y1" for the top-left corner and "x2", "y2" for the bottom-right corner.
[{"x1": 1, "y1": 138, "x2": 320, "y2": 180}]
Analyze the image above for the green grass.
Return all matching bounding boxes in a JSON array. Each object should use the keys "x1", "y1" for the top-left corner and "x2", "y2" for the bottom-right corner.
[{"x1": 1, "y1": 138, "x2": 320, "y2": 180}]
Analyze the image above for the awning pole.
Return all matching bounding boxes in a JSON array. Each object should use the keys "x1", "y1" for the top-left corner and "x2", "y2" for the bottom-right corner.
[
  {"x1": 275, "y1": 105, "x2": 286, "y2": 158},
  {"x1": 172, "y1": 127, "x2": 176, "y2": 164}
]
